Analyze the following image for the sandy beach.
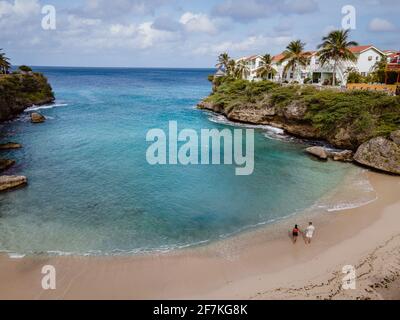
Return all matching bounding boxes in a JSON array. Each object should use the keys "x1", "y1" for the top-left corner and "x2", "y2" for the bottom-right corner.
[{"x1": 0, "y1": 170, "x2": 399, "y2": 300}]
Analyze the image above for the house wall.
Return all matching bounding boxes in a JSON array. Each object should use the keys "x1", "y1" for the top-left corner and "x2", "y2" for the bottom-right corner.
[{"x1": 356, "y1": 49, "x2": 382, "y2": 75}]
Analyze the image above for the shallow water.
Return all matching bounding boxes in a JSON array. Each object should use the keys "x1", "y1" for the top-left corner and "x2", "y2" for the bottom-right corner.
[{"x1": 0, "y1": 67, "x2": 366, "y2": 255}]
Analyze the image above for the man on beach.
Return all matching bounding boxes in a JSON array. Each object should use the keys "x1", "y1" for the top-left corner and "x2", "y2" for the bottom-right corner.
[{"x1": 305, "y1": 222, "x2": 315, "y2": 244}]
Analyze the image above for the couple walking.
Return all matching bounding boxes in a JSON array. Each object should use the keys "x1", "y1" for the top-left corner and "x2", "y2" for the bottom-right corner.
[{"x1": 292, "y1": 222, "x2": 315, "y2": 244}]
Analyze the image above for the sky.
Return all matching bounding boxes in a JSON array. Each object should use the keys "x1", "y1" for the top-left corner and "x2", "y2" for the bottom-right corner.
[{"x1": 0, "y1": 0, "x2": 399, "y2": 67}]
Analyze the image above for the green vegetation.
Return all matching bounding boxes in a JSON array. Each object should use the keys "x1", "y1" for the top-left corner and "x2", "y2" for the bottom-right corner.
[
  {"x1": 18, "y1": 65, "x2": 33, "y2": 72},
  {"x1": 204, "y1": 78, "x2": 400, "y2": 146},
  {"x1": 0, "y1": 72, "x2": 54, "y2": 121}
]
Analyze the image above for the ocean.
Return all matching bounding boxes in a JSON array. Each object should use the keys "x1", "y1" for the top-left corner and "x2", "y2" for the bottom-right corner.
[{"x1": 0, "y1": 67, "x2": 373, "y2": 256}]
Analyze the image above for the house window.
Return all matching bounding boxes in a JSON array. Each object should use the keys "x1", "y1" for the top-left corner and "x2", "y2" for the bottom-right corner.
[
  {"x1": 290, "y1": 73, "x2": 294, "y2": 79},
  {"x1": 361, "y1": 72, "x2": 367, "y2": 77},
  {"x1": 376, "y1": 56, "x2": 380, "y2": 61},
  {"x1": 368, "y1": 56, "x2": 373, "y2": 61}
]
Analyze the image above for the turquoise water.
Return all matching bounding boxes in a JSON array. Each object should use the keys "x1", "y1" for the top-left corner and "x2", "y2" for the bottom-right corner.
[{"x1": 0, "y1": 67, "x2": 357, "y2": 255}]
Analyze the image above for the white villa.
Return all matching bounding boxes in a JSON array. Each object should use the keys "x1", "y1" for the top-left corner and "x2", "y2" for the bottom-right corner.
[{"x1": 236, "y1": 45, "x2": 389, "y2": 86}]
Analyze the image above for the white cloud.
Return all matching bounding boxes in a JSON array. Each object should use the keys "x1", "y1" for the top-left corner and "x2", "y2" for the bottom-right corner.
[
  {"x1": 110, "y1": 24, "x2": 136, "y2": 37},
  {"x1": 0, "y1": 0, "x2": 40, "y2": 18},
  {"x1": 179, "y1": 12, "x2": 217, "y2": 34},
  {"x1": 193, "y1": 35, "x2": 293, "y2": 56},
  {"x1": 369, "y1": 18, "x2": 396, "y2": 32}
]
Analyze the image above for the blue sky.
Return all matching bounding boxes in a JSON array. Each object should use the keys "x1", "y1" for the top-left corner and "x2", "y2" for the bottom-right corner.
[{"x1": 0, "y1": 0, "x2": 399, "y2": 67}]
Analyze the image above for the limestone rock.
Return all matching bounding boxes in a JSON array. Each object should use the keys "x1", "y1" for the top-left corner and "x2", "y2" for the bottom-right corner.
[
  {"x1": 0, "y1": 159, "x2": 16, "y2": 171},
  {"x1": 0, "y1": 175, "x2": 27, "y2": 192},
  {"x1": 390, "y1": 130, "x2": 400, "y2": 145},
  {"x1": 282, "y1": 101, "x2": 307, "y2": 120},
  {"x1": 329, "y1": 150, "x2": 354, "y2": 162},
  {"x1": 31, "y1": 112, "x2": 46, "y2": 123},
  {"x1": 306, "y1": 146, "x2": 328, "y2": 160},
  {"x1": 354, "y1": 137, "x2": 400, "y2": 175},
  {"x1": 0, "y1": 142, "x2": 22, "y2": 150}
]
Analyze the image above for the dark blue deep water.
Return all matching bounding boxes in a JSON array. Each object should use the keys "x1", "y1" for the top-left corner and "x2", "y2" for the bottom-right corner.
[{"x1": 0, "y1": 67, "x2": 358, "y2": 255}]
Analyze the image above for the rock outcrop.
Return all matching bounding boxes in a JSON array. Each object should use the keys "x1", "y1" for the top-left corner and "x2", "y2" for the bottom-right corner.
[
  {"x1": 0, "y1": 73, "x2": 54, "y2": 122},
  {"x1": 354, "y1": 136, "x2": 400, "y2": 175},
  {"x1": 329, "y1": 150, "x2": 354, "y2": 162},
  {"x1": 0, "y1": 142, "x2": 22, "y2": 150},
  {"x1": 31, "y1": 112, "x2": 46, "y2": 123},
  {"x1": 390, "y1": 130, "x2": 400, "y2": 145},
  {"x1": 0, "y1": 159, "x2": 15, "y2": 171},
  {"x1": 0, "y1": 175, "x2": 27, "y2": 192},
  {"x1": 306, "y1": 146, "x2": 328, "y2": 160}
]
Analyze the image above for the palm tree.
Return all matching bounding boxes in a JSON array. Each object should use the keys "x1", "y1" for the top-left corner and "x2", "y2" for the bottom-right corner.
[
  {"x1": 216, "y1": 52, "x2": 231, "y2": 73},
  {"x1": 281, "y1": 40, "x2": 309, "y2": 82},
  {"x1": 227, "y1": 59, "x2": 236, "y2": 77},
  {"x1": 234, "y1": 60, "x2": 250, "y2": 80},
  {"x1": 371, "y1": 58, "x2": 387, "y2": 83},
  {"x1": 256, "y1": 54, "x2": 277, "y2": 80},
  {"x1": 0, "y1": 49, "x2": 11, "y2": 74},
  {"x1": 317, "y1": 29, "x2": 358, "y2": 86}
]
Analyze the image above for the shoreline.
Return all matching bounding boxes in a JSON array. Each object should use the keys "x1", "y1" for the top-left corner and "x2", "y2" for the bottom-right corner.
[{"x1": 0, "y1": 171, "x2": 399, "y2": 300}]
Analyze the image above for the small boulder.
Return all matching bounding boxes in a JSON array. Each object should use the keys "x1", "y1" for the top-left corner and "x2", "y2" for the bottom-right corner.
[
  {"x1": 390, "y1": 130, "x2": 400, "y2": 145},
  {"x1": 306, "y1": 146, "x2": 328, "y2": 160},
  {"x1": 0, "y1": 159, "x2": 16, "y2": 171},
  {"x1": 329, "y1": 150, "x2": 354, "y2": 162},
  {"x1": 31, "y1": 112, "x2": 46, "y2": 123},
  {"x1": 0, "y1": 142, "x2": 22, "y2": 150},
  {"x1": 354, "y1": 137, "x2": 400, "y2": 175},
  {"x1": 0, "y1": 175, "x2": 27, "y2": 192}
]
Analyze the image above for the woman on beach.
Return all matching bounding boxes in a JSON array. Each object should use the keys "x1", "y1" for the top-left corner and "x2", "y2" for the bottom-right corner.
[{"x1": 292, "y1": 225, "x2": 301, "y2": 243}]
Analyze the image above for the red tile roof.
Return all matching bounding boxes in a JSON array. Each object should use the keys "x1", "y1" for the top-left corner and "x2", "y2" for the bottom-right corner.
[
  {"x1": 348, "y1": 45, "x2": 373, "y2": 53},
  {"x1": 272, "y1": 53, "x2": 285, "y2": 62}
]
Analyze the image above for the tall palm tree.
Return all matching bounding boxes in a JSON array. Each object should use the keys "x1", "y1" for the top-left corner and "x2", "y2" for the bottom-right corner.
[
  {"x1": 216, "y1": 52, "x2": 231, "y2": 73},
  {"x1": 234, "y1": 60, "x2": 250, "y2": 80},
  {"x1": 317, "y1": 29, "x2": 358, "y2": 86},
  {"x1": 0, "y1": 49, "x2": 11, "y2": 74},
  {"x1": 281, "y1": 40, "x2": 309, "y2": 82},
  {"x1": 256, "y1": 54, "x2": 277, "y2": 80},
  {"x1": 227, "y1": 59, "x2": 236, "y2": 77}
]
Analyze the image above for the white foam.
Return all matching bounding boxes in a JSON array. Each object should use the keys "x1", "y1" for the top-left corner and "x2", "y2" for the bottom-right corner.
[
  {"x1": 8, "y1": 253, "x2": 26, "y2": 259},
  {"x1": 25, "y1": 103, "x2": 68, "y2": 112},
  {"x1": 207, "y1": 112, "x2": 295, "y2": 144}
]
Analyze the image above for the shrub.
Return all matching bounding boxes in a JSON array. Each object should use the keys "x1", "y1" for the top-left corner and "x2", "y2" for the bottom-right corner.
[{"x1": 18, "y1": 65, "x2": 33, "y2": 72}]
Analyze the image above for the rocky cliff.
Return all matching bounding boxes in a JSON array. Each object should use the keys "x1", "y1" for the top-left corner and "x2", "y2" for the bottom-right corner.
[
  {"x1": 198, "y1": 79, "x2": 400, "y2": 174},
  {"x1": 0, "y1": 72, "x2": 54, "y2": 121}
]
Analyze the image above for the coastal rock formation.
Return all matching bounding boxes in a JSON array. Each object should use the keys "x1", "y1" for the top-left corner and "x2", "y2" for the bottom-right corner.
[
  {"x1": 329, "y1": 127, "x2": 353, "y2": 150},
  {"x1": 0, "y1": 159, "x2": 16, "y2": 171},
  {"x1": 329, "y1": 150, "x2": 354, "y2": 162},
  {"x1": 306, "y1": 147, "x2": 328, "y2": 160},
  {"x1": 31, "y1": 112, "x2": 46, "y2": 123},
  {"x1": 390, "y1": 130, "x2": 400, "y2": 145},
  {"x1": 0, "y1": 175, "x2": 27, "y2": 192},
  {"x1": 0, "y1": 73, "x2": 54, "y2": 122},
  {"x1": 282, "y1": 101, "x2": 307, "y2": 120},
  {"x1": 354, "y1": 136, "x2": 400, "y2": 175},
  {"x1": 0, "y1": 142, "x2": 22, "y2": 150}
]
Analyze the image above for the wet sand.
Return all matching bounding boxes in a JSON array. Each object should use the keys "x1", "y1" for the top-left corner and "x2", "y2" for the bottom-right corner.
[{"x1": 0, "y1": 171, "x2": 399, "y2": 300}]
